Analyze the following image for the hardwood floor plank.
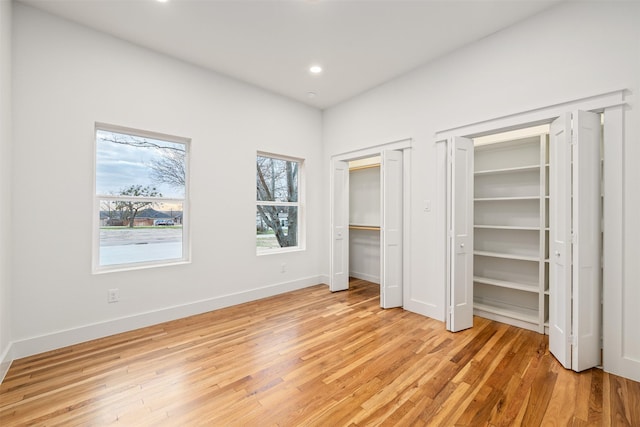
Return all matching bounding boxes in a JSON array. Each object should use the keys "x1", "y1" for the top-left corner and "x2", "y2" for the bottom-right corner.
[
  {"x1": 588, "y1": 367, "x2": 604, "y2": 424},
  {"x1": 521, "y1": 354, "x2": 557, "y2": 425},
  {"x1": 1, "y1": 278, "x2": 639, "y2": 426},
  {"x1": 543, "y1": 362, "x2": 578, "y2": 425}
]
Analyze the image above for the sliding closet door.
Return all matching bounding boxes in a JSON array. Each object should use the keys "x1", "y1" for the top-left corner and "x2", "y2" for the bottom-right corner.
[
  {"x1": 447, "y1": 137, "x2": 474, "y2": 332},
  {"x1": 381, "y1": 150, "x2": 403, "y2": 308},
  {"x1": 330, "y1": 160, "x2": 349, "y2": 292}
]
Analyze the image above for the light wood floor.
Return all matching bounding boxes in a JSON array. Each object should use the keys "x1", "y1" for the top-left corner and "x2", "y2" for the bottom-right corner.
[{"x1": 1, "y1": 279, "x2": 639, "y2": 426}]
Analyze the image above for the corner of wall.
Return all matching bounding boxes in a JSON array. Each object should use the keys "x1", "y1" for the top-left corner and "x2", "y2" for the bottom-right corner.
[
  {"x1": 0, "y1": 0, "x2": 13, "y2": 384},
  {"x1": 0, "y1": 343, "x2": 13, "y2": 384}
]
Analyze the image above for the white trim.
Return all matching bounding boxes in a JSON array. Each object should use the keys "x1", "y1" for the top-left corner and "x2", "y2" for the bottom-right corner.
[
  {"x1": 602, "y1": 106, "x2": 638, "y2": 382},
  {"x1": 99, "y1": 195, "x2": 185, "y2": 204},
  {"x1": 331, "y1": 138, "x2": 412, "y2": 162},
  {"x1": 95, "y1": 122, "x2": 190, "y2": 145},
  {"x1": 435, "y1": 90, "x2": 626, "y2": 140},
  {"x1": 257, "y1": 150, "x2": 304, "y2": 164},
  {"x1": 319, "y1": 274, "x2": 330, "y2": 286},
  {"x1": 256, "y1": 246, "x2": 305, "y2": 257},
  {"x1": 92, "y1": 259, "x2": 191, "y2": 275},
  {"x1": 402, "y1": 145, "x2": 412, "y2": 311},
  {"x1": 0, "y1": 343, "x2": 13, "y2": 384},
  {"x1": 256, "y1": 201, "x2": 298, "y2": 207},
  {"x1": 9, "y1": 276, "x2": 324, "y2": 360}
]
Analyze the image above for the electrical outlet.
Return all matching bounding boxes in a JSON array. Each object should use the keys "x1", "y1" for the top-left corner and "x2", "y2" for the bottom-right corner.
[
  {"x1": 281, "y1": 263, "x2": 286, "y2": 273},
  {"x1": 108, "y1": 288, "x2": 119, "y2": 303}
]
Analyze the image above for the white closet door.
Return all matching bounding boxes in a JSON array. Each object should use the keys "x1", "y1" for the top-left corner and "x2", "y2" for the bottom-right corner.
[
  {"x1": 550, "y1": 111, "x2": 602, "y2": 371},
  {"x1": 549, "y1": 113, "x2": 572, "y2": 369},
  {"x1": 381, "y1": 150, "x2": 403, "y2": 308},
  {"x1": 330, "y1": 160, "x2": 349, "y2": 292},
  {"x1": 447, "y1": 137, "x2": 474, "y2": 332},
  {"x1": 572, "y1": 110, "x2": 602, "y2": 371}
]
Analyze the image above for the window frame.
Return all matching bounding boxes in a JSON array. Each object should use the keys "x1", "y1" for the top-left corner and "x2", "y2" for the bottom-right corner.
[
  {"x1": 256, "y1": 151, "x2": 305, "y2": 255},
  {"x1": 92, "y1": 122, "x2": 191, "y2": 273}
]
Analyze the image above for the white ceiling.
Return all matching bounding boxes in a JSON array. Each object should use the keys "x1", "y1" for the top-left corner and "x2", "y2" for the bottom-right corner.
[{"x1": 19, "y1": 0, "x2": 563, "y2": 109}]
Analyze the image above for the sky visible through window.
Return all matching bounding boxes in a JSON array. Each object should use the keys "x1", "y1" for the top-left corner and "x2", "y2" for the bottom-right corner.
[
  {"x1": 96, "y1": 129, "x2": 185, "y2": 199},
  {"x1": 95, "y1": 128, "x2": 187, "y2": 269}
]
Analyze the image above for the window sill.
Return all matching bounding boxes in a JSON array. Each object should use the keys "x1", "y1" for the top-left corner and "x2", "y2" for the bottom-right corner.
[
  {"x1": 92, "y1": 259, "x2": 191, "y2": 275},
  {"x1": 256, "y1": 246, "x2": 305, "y2": 256}
]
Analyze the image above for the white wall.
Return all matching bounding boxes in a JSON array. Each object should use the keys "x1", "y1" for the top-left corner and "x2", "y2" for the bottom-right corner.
[
  {"x1": 323, "y1": 1, "x2": 640, "y2": 378},
  {"x1": 349, "y1": 229, "x2": 380, "y2": 284},
  {"x1": 10, "y1": 4, "x2": 324, "y2": 358},
  {"x1": 349, "y1": 166, "x2": 381, "y2": 283},
  {"x1": 0, "y1": 0, "x2": 13, "y2": 380}
]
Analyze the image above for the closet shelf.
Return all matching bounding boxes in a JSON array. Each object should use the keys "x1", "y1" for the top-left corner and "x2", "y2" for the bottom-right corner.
[
  {"x1": 474, "y1": 250, "x2": 539, "y2": 262},
  {"x1": 474, "y1": 196, "x2": 540, "y2": 202},
  {"x1": 473, "y1": 300, "x2": 539, "y2": 324},
  {"x1": 349, "y1": 164, "x2": 380, "y2": 172},
  {"x1": 473, "y1": 276, "x2": 539, "y2": 293},
  {"x1": 472, "y1": 132, "x2": 549, "y2": 335},
  {"x1": 474, "y1": 225, "x2": 541, "y2": 231},
  {"x1": 349, "y1": 225, "x2": 380, "y2": 231},
  {"x1": 474, "y1": 165, "x2": 540, "y2": 175}
]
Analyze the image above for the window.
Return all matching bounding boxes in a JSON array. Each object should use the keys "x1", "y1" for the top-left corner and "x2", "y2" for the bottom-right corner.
[
  {"x1": 94, "y1": 123, "x2": 189, "y2": 272},
  {"x1": 256, "y1": 153, "x2": 303, "y2": 253}
]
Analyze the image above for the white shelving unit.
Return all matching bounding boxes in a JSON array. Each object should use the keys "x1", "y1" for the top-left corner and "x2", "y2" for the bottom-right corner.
[{"x1": 473, "y1": 134, "x2": 549, "y2": 334}]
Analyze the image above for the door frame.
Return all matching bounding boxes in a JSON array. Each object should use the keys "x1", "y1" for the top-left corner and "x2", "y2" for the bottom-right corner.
[
  {"x1": 329, "y1": 138, "x2": 412, "y2": 307},
  {"x1": 435, "y1": 89, "x2": 634, "y2": 379}
]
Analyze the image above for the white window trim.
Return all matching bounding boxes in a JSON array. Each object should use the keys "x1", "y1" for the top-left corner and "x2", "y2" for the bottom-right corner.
[
  {"x1": 92, "y1": 123, "x2": 191, "y2": 273},
  {"x1": 256, "y1": 151, "x2": 305, "y2": 255}
]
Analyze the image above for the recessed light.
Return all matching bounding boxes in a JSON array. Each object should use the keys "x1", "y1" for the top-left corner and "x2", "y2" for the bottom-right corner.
[
  {"x1": 309, "y1": 65, "x2": 323, "y2": 74},
  {"x1": 307, "y1": 92, "x2": 317, "y2": 99},
  {"x1": 157, "y1": 0, "x2": 169, "y2": 3}
]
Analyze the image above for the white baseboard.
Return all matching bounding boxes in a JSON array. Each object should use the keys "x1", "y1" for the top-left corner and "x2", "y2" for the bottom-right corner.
[
  {"x1": 0, "y1": 343, "x2": 12, "y2": 384},
  {"x1": 349, "y1": 271, "x2": 380, "y2": 284},
  {"x1": 318, "y1": 274, "x2": 330, "y2": 286},
  {"x1": 10, "y1": 276, "x2": 324, "y2": 361}
]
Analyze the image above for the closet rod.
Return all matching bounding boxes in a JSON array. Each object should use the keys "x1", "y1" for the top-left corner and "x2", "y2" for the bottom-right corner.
[{"x1": 349, "y1": 225, "x2": 381, "y2": 231}]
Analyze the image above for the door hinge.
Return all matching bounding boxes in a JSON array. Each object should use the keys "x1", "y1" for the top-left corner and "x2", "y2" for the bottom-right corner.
[
  {"x1": 571, "y1": 232, "x2": 577, "y2": 244},
  {"x1": 568, "y1": 335, "x2": 577, "y2": 346}
]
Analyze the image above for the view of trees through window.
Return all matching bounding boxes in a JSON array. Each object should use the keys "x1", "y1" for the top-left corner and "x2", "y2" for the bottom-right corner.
[
  {"x1": 256, "y1": 154, "x2": 300, "y2": 252},
  {"x1": 95, "y1": 126, "x2": 188, "y2": 268}
]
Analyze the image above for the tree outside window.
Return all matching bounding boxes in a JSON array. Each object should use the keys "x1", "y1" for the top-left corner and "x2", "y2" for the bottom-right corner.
[
  {"x1": 256, "y1": 154, "x2": 302, "y2": 253},
  {"x1": 94, "y1": 124, "x2": 189, "y2": 271}
]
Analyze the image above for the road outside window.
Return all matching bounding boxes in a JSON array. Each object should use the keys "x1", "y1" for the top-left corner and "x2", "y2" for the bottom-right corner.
[{"x1": 94, "y1": 124, "x2": 189, "y2": 272}]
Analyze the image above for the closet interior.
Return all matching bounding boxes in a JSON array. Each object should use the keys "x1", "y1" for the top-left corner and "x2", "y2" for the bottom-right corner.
[
  {"x1": 472, "y1": 126, "x2": 550, "y2": 334},
  {"x1": 348, "y1": 156, "x2": 381, "y2": 284}
]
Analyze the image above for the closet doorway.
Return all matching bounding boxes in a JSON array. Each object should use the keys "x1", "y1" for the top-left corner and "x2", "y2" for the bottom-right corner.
[
  {"x1": 435, "y1": 90, "x2": 638, "y2": 381},
  {"x1": 442, "y1": 109, "x2": 605, "y2": 373},
  {"x1": 330, "y1": 139, "x2": 411, "y2": 309}
]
